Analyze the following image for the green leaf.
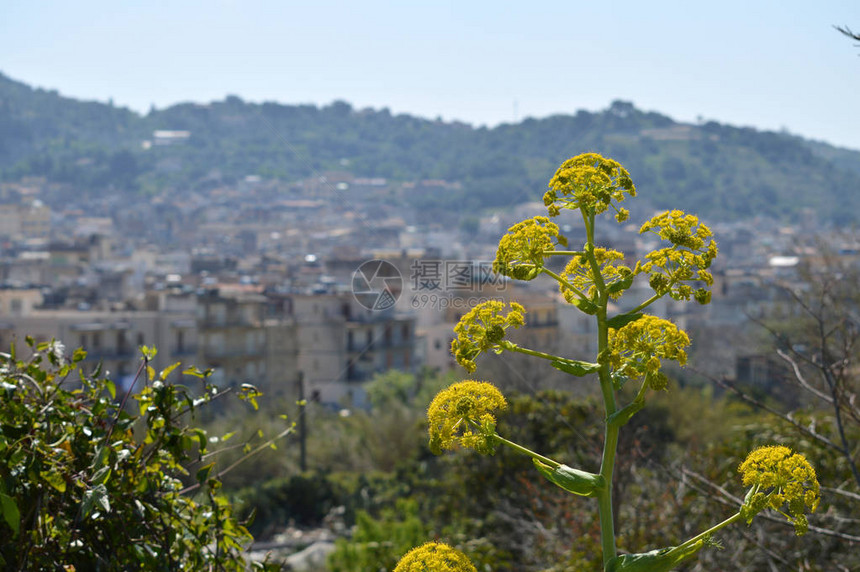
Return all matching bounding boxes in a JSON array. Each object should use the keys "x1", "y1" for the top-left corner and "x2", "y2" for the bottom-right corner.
[
  {"x1": 607, "y1": 312, "x2": 643, "y2": 330},
  {"x1": 139, "y1": 345, "x2": 157, "y2": 360},
  {"x1": 95, "y1": 487, "x2": 111, "y2": 514},
  {"x1": 239, "y1": 385, "x2": 262, "y2": 411},
  {"x1": 41, "y1": 470, "x2": 67, "y2": 493},
  {"x1": 182, "y1": 366, "x2": 207, "y2": 378},
  {"x1": 551, "y1": 359, "x2": 600, "y2": 377},
  {"x1": 607, "y1": 399, "x2": 645, "y2": 428},
  {"x1": 105, "y1": 379, "x2": 116, "y2": 400},
  {"x1": 196, "y1": 462, "x2": 215, "y2": 486},
  {"x1": 607, "y1": 275, "x2": 635, "y2": 295},
  {"x1": 532, "y1": 459, "x2": 604, "y2": 497},
  {"x1": 82, "y1": 484, "x2": 111, "y2": 518},
  {"x1": 91, "y1": 466, "x2": 112, "y2": 487},
  {"x1": 605, "y1": 544, "x2": 702, "y2": 572},
  {"x1": 159, "y1": 361, "x2": 181, "y2": 381},
  {"x1": 0, "y1": 493, "x2": 20, "y2": 536},
  {"x1": 242, "y1": 506, "x2": 258, "y2": 527},
  {"x1": 90, "y1": 444, "x2": 110, "y2": 472},
  {"x1": 570, "y1": 296, "x2": 599, "y2": 315},
  {"x1": 194, "y1": 428, "x2": 208, "y2": 453},
  {"x1": 135, "y1": 476, "x2": 149, "y2": 494}
]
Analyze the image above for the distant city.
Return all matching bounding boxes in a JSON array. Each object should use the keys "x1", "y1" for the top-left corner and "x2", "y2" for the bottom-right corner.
[{"x1": 2, "y1": 150, "x2": 855, "y2": 406}]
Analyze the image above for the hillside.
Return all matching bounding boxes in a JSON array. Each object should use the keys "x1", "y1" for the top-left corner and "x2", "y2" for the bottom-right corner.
[{"x1": 2, "y1": 72, "x2": 859, "y2": 224}]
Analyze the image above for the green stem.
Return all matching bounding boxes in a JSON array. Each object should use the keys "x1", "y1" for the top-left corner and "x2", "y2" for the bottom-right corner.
[
  {"x1": 541, "y1": 267, "x2": 590, "y2": 301},
  {"x1": 664, "y1": 511, "x2": 744, "y2": 560},
  {"x1": 625, "y1": 292, "x2": 662, "y2": 315},
  {"x1": 545, "y1": 250, "x2": 586, "y2": 256},
  {"x1": 493, "y1": 433, "x2": 562, "y2": 469},
  {"x1": 583, "y1": 210, "x2": 607, "y2": 295},
  {"x1": 607, "y1": 378, "x2": 650, "y2": 429},
  {"x1": 581, "y1": 206, "x2": 619, "y2": 567},
  {"x1": 596, "y1": 369, "x2": 619, "y2": 567},
  {"x1": 624, "y1": 275, "x2": 682, "y2": 316},
  {"x1": 634, "y1": 374, "x2": 650, "y2": 402},
  {"x1": 501, "y1": 341, "x2": 566, "y2": 363}
]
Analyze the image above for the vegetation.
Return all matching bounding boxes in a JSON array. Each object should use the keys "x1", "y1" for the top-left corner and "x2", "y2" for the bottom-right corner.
[
  {"x1": 286, "y1": 370, "x2": 855, "y2": 570},
  {"x1": 1, "y1": 154, "x2": 856, "y2": 570},
  {"x1": 0, "y1": 339, "x2": 287, "y2": 570},
  {"x1": 396, "y1": 154, "x2": 820, "y2": 571},
  {"x1": 2, "y1": 73, "x2": 860, "y2": 224}
]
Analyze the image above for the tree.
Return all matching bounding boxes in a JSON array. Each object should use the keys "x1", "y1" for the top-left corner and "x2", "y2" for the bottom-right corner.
[
  {"x1": 0, "y1": 339, "x2": 288, "y2": 570},
  {"x1": 690, "y1": 248, "x2": 860, "y2": 567},
  {"x1": 755, "y1": 254, "x2": 860, "y2": 488}
]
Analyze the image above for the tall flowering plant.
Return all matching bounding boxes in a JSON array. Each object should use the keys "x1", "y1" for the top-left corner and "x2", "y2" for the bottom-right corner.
[{"x1": 397, "y1": 153, "x2": 819, "y2": 571}]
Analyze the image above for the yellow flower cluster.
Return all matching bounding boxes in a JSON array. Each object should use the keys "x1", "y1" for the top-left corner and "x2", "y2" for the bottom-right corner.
[
  {"x1": 739, "y1": 446, "x2": 820, "y2": 535},
  {"x1": 544, "y1": 153, "x2": 636, "y2": 218},
  {"x1": 638, "y1": 210, "x2": 718, "y2": 304},
  {"x1": 395, "y1": 542, "x2": 477, "y2": 572},
  {"x1": 451, "y1": 301, "x2": 526, "y2": 373},
  {"x1": 559, "y1": 248, "x2": 633, "y2": 302},
  {"x1": 493, "y1": 216, "x2": 568, "y2": 281},
  {"x1": 427, "y1": 381, "x2": 507, "y2": 455},
  {"x1": 607, "y1": 315, "x2": 690, "y2": 390}
]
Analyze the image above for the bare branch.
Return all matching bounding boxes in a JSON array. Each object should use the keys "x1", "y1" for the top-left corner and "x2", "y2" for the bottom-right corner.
[
  {"x1": 821, "y1": 485, "x2": 860, "y2": 503},
  {"x1": 693, "y1": 368, "x2": 843, "y2": 453},
  {"x1": 736, "y1": 529, "x2": 796, "y2": 570},
  {"x1": 679, "y1": 466, "x2": 744, "y2": 505},
  {"x1": 835, "y1": 25, "x2": 860, "y2": 42},
  {"x1": 775, "y1": 348, "x2": 833, "y2": 404},
  {"x1": 178, "y1": 424, "x2": 295, "y2": 495}
]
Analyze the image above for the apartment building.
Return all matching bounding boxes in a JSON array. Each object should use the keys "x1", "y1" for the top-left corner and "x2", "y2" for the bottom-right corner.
[{"x1": 290, "y1": 292, "x2": 419, "y2": 407}]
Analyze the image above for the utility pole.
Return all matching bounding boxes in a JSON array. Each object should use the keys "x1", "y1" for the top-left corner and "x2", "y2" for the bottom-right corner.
[{"x1": 297, "y1": 371, "x2": 307, "y2": 472}]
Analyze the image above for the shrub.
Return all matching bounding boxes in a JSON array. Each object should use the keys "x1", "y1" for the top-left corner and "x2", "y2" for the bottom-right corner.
[{"x1": 0, "y1": 338, "x2": 282, "y2": 570}]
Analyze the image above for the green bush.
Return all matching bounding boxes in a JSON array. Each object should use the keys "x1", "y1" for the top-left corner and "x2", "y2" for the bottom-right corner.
[
  {"x1": 0, "y1": 339, "x2": 280, "y2": 570},
  {"x1": 236, "y1": 472, "x2": 342, "y2": 538},
  {"x1": 328, "y1": 499, "x2": 427, "y2": 572}
]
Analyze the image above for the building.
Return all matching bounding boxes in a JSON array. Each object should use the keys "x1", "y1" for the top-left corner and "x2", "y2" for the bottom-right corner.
[
  {"x1": 0, "y1": 307, "x2": 197, "y2": 392},
  {"x1": 290, "y1": 292, "x2": 419, "y2": 407},
  {"x1": 195, "y1": 286, "x2": 299, "y2": 399}
]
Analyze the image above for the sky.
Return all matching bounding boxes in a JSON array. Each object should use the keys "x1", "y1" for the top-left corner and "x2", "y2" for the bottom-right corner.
[{"x1": 3, "y1": 1, "x2": 860, "y2": 150}]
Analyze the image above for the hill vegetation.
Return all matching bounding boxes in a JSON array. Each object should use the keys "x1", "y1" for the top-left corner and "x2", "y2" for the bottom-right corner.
[{"x1": 1, "y1": 72, "x2": 859, "y2": 223}]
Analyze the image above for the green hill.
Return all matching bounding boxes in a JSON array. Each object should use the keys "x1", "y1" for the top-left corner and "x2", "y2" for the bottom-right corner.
[{"x1": 1, "y1": 72, "x2": 858, "y2": 223}]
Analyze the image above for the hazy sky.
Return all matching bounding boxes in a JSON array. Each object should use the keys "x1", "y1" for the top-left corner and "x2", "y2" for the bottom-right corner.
[{"x1": 3, "y1": 1, "x2": 860, "y2": 149}]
